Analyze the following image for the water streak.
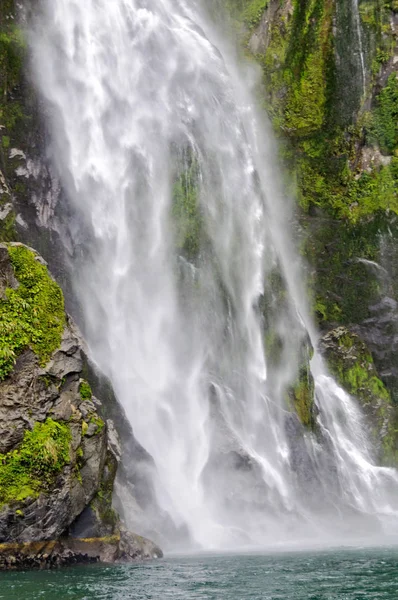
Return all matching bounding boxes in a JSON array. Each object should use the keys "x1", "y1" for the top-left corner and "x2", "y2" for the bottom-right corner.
[{"x1": 353, "y1": 0, "x2": 367, "y2": 97}]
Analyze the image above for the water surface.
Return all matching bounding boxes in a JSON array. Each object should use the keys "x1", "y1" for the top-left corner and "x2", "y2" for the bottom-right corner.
[{"x1": 2, "y1": 548, "x2": 398, "y2": 599}]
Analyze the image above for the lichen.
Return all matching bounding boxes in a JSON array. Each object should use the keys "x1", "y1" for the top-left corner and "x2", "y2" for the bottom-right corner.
[
  {"x1": 0, "y1": 245, "x2": 65, "y2": 381},
  {"x1": 0, "y1": 419, "x2": 71, "y2": 507}
]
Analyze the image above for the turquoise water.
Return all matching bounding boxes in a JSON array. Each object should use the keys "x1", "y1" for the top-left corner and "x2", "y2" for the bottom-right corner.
[{"x1": 1, "y1": 548, "x2": 398, "y2": 599}]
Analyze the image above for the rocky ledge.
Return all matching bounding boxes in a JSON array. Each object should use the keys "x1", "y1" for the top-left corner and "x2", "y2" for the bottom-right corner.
[
  {"x1": 0, "y1": 532, "x2": 162, "y2": 570},
  {"x1": 0, "y1": 242, "x2": 162, "y2": 569}
]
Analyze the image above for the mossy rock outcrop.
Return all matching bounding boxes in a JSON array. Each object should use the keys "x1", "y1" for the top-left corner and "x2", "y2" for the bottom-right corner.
[
  {"x1": 0, "y1": 243, "x2": 162, "y2": 567},
  {"x1": 286, "y1": 336, "x2": 317, "y2": 431},
  {"x1": 319, "y1": 326, "x2": 398, "y2": 466}
]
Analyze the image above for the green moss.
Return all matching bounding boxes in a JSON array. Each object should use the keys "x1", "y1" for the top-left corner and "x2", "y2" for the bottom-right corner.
[
  {"x1": 381, "y1": 411, "x2": 398, "y2": 466},
  {"x1": 232, "y1": 0, "x2": 397, "y2": 224},
  {"x1": 242, "y1": 0, "x2": 269, "y2": 29},
  {"x1": 368, "y1": 73, "x2": 398, "y2": 155},
  {"x1": 0, "y1": 26, "x2": 25, "y2": 98},
  {"x1": 0, "y1": 2, "x2": 29, "y2": 243},
  {"x1": 79, "y1": 380, "x2": 92, "y2": 401},
  {"x1": 40, "y1": 374, "x2": 56, "y2": 389},
  {"x1": 224, "y1": 0, "x2": 269, "y2": 29},
  {"x1": 90, "y1": 452, "x2": 119, "y2": 532},
  {"x1": 0, "y1": 211, "x2": 16, "y2": 242},
  {"x1": 0, "y1": 418, "x2": 71, "y2": 506},
  {"x1": 322, "y1": 328, "x2": 398, "y2": 465},
  {"x1": 284, "y1": 0, "x2": 332, "y2": 134},
  {"x1": 305, "y1": 214, "x2": 387, "y2": 326},
  {"x1": 323, "y1": 328, "x2": 390, "y2": 402},
  {"x1": 90, "y1": 415, "x2": 105, "y2": 435},
  {"x1": 336, "y1": 360, "x2": 390, "y2": 402},
  {"x1": 0, "y1": 22, "x2": 26, "y2": 139},
  {"x1": 288, "y1": 364, "x2": 316, "y2": 430},
  {"x1": 0, "y1": 245, "x2": 65, "y2": 381},
  {"x1": 172, "y1": 152, "x2": 203, "y2": 261}
]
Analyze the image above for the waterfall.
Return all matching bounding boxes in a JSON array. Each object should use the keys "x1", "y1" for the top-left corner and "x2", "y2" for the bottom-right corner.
[
  {"x1": 30, "y1": 0, "x2": 398, "y2": 551},
  {"x1": 353, "y1": 0, "x2": 366, "y2": 97}
]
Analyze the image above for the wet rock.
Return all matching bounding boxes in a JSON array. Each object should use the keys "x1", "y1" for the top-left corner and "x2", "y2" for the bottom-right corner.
[
  {"x1": 0, "y1": 533, "x2": 163, "y2": 570},
  {"x1": 354, "y1": 296, "x2": 398, "y2": 402},
  {"x1": 319, "y1": 326, "x2": 398, "y2": 465}
]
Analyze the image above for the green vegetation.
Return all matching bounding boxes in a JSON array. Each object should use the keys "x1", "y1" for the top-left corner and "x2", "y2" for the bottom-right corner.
[
  {"x1": 0, "y1": 0, "x2": 28, "y2": 243},
  {"x1": 90, "y1": 416, "x2": 105, "y2": 435},
  {"x1": 224, "y1": 0, "x2": 269, "y2": 29},
  {"x1": 0, "y1": 24, "x2": 25, "y2": 129},
  {"x1": 0, "y1": 245, "x2": 65, "y2": 381},
  {"x1": 221, "y1": 0, "x2": 398, "y2": 379},
  {"x1": 304, "y1": 213, "x2": 392, "y2": 326},
  {"x1": 328, "y1": 330, "x2": 390, "y2": 403},
  {"x1": 81, "y1": 414, "x2": 105, "y2": 437},
  {"x1": 79, "y1": 380, "x2": 93, "y2": 401},
  {"x1": 221, "y1": 0, "x2": 398, "y2": 426},
  {"x1": 368, "y1": 73, "x2": 398, "y2": 154},
  {"x1": 90, "y1": 451, "x2": 119, "y2": 533},
  {"x1": 0, "y1": 419, "x2": 71, "y2": 506},
  {"x1": 0, "y1": 0, "x2": 25, "y2": 140},
  {"x1": 0, "y1": 211, "x2": 16, "y2": 242},
  {"x1": 223, "y1": 0, "x2": 398, "y2": 223},
  {"x1": 288, "y1": 367, "x2": 316, "y2": 429},
  {"x1": 241, "y1": 0, "x2": 269, "y2": 29},
  {"x1": 322, "y1": 328, "x2": 398, "y2": 465},
  {"x1": 172, "y1": 153, "x2": 203, "y2": 260}
]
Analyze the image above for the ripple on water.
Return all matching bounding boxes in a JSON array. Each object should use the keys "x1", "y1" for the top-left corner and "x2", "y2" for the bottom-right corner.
[{"x1": 1, "y1": 548, "x2": 398, "y2": 600}]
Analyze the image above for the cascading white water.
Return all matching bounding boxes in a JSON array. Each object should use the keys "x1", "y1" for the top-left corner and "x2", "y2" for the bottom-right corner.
[
  {"x1": 353, "y1": 0, "x2": 366, "y2": 97},
  {"x1": 30, "y1": 0, "x2": 398, "y2": 550}
]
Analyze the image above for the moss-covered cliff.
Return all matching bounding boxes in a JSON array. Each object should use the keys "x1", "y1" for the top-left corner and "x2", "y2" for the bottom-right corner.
[
  {"x1": 228, "y1": 0, "x2": 398, "y2": 218},
  {"x1": 223, "y1": 0, "x2": 398, "y2": 414}
]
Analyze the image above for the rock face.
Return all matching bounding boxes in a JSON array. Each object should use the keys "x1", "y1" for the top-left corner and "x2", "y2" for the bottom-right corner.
[
  {"x1": 0, "y1": 243, "x2": 162, "y2": 568},
  {"x1": 319, "y1": 326, "x2": 398, "y2": 466}
]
